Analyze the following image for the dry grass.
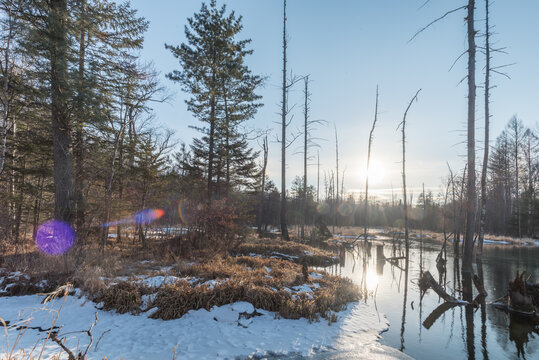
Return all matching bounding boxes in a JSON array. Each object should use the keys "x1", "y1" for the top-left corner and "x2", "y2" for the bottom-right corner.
[
  {"x1": 97, "y1": 281, "x2": 144, "y2": 314},
  {"x1": 1, "y1": 236, "x2": 361, "y2": 322},
  {"x1": 150, "y1": 256, "x2": 359, "y2": 322},
  {"x1": 235, "y1": 238, "x2": 338, "y2": 266}
]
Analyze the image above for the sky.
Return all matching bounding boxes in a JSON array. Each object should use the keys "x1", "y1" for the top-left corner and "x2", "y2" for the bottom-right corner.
[{"x1": 129, "y1": 0, "x2": 539, "y2": 202}]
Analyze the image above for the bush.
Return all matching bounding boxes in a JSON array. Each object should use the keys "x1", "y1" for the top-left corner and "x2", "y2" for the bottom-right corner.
[{"x1": 183, "y1": 199, "x2": 248, "y2": 253}]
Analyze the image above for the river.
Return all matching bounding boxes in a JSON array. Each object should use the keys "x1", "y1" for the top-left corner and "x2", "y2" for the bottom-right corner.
[{"x1": 322, "y1": 234, "x2": 539, "y2": 359}]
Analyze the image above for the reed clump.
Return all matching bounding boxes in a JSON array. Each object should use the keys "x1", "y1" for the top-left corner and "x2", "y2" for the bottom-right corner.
[
  {"x1": 235, "y1": 238, "x2": 338, "y2": 266},
  {"x1": 150, "y1": 256, "x2": 360, "y2": 322}
]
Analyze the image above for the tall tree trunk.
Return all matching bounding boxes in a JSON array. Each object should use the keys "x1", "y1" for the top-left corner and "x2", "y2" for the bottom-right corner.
[
  {"x1": 0, "y1": 0, "x2": 14, "y2": 177},
  {"x1": 514, "y1": 122, "x2": 521, "y2": 238},
  {"x1": 14, "y1": 158, "x2": 25, "y2": 248},
  {"x1": 280, "y1": 0, "x2": 289, "y2": 240},
  {"x1": 301, "y1": 76, "x2": 309, "y2": 240},
  {"x1": 50, "y1": 0, "x2": 75, "y2": 225},
  {"x1": 74, "y1": 0, "x2": 87, "y2": 245},
  {"x1": 334, "y1": 125, "x2": 339, "y2": 232},
  {"x1": 463, "y1": 0, "x2": 477, "y2": 273},
  {"x1": 364, "y1": 86, "x2": 379, "y2": 242},
  {"x1": 257, "y1": 136, "x2": 268, "y2": 234},
  {"x1": 208, "y1": 97, "x2": 216, "y2": 202},
  {"x1": 477, "y1": 0, "x2": 490, "y2": 259},
  {"x1": 401, "y1": 89, "x2": 421, "y2": 263},
  {"x1": 526, "y1": 134, "x2": 534, "y2": 237},
  {"x1": 316, "y1": 150, "x2": 320, "y2": 203},
  {"x1": 223, "y1": 84, "x2": 231, "y2": 196}
]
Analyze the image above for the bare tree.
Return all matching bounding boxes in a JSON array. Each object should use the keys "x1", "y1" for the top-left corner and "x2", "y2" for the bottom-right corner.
[
  {"x1": 301, "y1": 76, "x2": 309, "y2": 240},
  {"x1": 398, "y1": 89, "x2": 421, "y2": 262},
  {"x1": 463, "y1": 0, "x2": 477, "y2": 273},
  {"x1": 258, "y1": 135, "x2": 268, "y2": 234},
  {"x1": 363, "y1": 86, "x2": 379, "y2": 242},
  {"x1": 333, "y1": 124, "x2": 339, "y2": 233},
  {"x1": 477, "y1": 0, "x2": 491, "y2": 260},
  {"x1": 409, "y1": 0, "x2": 477, "y2": 272},
  {"x1": 316, "y1": 150, "x2": 320, "y2": 203},
  {"x1": 278, "y1": 0, "x2": 302, "y2": 240},
  {"x1": 522, "y1": 129, "x2": 537, "y2": 237}
]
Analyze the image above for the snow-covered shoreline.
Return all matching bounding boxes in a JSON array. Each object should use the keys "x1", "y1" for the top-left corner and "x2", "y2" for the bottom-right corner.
[{"x1": 0, "y1": 292, "x2": 409, "y2": 359}]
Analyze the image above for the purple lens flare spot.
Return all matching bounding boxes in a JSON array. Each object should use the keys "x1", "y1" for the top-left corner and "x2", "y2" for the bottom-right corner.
[{"x1": 35, "y1": 220, "x2": 76, "y2": 255}]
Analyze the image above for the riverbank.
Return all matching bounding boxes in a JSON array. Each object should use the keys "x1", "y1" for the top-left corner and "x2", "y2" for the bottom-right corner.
[{"x1": 0, "y1": 237, "x2": 410, "y2": 359}]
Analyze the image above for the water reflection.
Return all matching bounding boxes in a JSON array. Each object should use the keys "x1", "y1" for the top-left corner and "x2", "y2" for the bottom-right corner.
[{"x1": 327, "y1": 238, "x2": 539, "y2": 360}]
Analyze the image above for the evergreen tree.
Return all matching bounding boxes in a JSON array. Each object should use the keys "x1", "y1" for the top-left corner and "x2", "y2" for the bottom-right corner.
[{"x1": 166, "y1": 0, "x2": 262, "y2": 201}]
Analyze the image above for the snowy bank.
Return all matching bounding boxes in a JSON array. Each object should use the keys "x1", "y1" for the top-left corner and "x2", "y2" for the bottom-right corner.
[{"x1": 0, "y1": 293, "x2": 409, "y2": 359}]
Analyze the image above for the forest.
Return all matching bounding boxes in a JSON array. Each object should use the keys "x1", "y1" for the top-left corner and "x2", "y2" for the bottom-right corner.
[{"x1": 0, "y1": 1, "x2": 538, "y2": 359}]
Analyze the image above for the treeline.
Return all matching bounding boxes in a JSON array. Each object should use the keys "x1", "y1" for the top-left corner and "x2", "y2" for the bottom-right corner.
[
  {"x1": 291, "y1": 116, "x2": 538, "y2": 239},
  {"x1": 0, "y1": 0, "x2": 173, "y2": 254},
  {"x1": 0, "y1": 0, "x2": 535, "y2": 261},
  {"x1": 0, "y1": 0, "x2": 269, "y2": 256}
]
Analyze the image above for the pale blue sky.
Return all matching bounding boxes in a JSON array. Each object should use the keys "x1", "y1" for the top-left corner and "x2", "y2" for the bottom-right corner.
[{"x1": 130, "y1": 0, "x2": 539, "y2": 201}]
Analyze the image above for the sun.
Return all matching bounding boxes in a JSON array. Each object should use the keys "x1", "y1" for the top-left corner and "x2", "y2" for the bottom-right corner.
[{"x1": 363, "y1": 158, "x2": 386, "y2": 185}]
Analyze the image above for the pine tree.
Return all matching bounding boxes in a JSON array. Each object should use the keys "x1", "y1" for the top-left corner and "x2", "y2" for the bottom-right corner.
[{"x1": 166, "y1": 0, "x2": 262, "y2": 201}]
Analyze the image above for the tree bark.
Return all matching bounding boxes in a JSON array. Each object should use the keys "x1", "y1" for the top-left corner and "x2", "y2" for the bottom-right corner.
[
  {"x1": 364, "y1": 86, "x2": 379, "y2": 242},
  {"x1": 0, "y1": 0, "x2": 14, "y2": 177},
  {"x1": 301, "y1": 76, "x2": 309, "y2": 240},
  {"x1": 463, "y1": 0, "x2": 477, "y2": 273},
  {"x1": 74, "y1": 0, "x2": 87, "y2": 245},
  {"x1": 401, "y1": 89, "x2": 421, "y2": 262},
  {"x1": 50, "y1": 0, "x2": 75, "y2": 225},
  {"x1": 279, "y1": 0, "x2": 289, "y2": 240},
  {"x1": 477, "y1": 0, "x2": 490, "y2": 259}
]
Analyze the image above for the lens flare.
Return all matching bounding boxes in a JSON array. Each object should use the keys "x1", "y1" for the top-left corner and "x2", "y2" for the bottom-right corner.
[
  {"x1": 102, "y1": 208, "x2": 165, "y2": 227},
  {"x1": 178, "y1": 200, "x2": 196, "y2": 225},
  {"x1": 337, "y1": 202, "x2": 355, "y2": 217},
  {"x1": 133, "y1": 209, "x2": 165, "y2": 225},
  {"x1": 316, "y1": 202, "x2": 331, "y2": 215},
  {"x1": 35, "y1": 220, "x2": 76, "y2": 256},
  {"x1": 178, "y1": 200, "x2": 188, "y2": 225}
]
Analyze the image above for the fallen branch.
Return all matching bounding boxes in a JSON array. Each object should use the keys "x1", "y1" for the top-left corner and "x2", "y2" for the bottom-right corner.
[
  {"x1": 419, "y1": 271, "x2": 461, "y2": 303},
  {"x1": 473, "y1": 275, "x2": 488, "y2": 297},
  {"x1": 423, "y1": 302, "x2": 458, "y2": 329}
]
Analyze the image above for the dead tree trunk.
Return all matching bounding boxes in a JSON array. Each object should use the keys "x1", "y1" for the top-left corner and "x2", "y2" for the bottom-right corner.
[
  {"x1": 316, "y1": 150, "x2": 320, "y2": 203},
  {"x1": 463, "y1": 0, "x2": 477, "y2": 273},
  {"x1": 399, "y1": 89, "x2": 421, "y2": 262},
  {"x1": 419, "y1": 271, "x2": 459, "y2": 303},
  {"x1": 364, "y1": 86, "x2": 379, "y2": 242},
  {"x1": 477, "y1": 0, "x2": 490, "y2": 259},
  {"x1": 258, "y1": 136, "x2": 268, "y2": 234},
  {"x1": 334, "y1": 125, "x2": 339, "y2": 233},
  {"x1": 279, "y1": 0, "x2": 289, "y2": 241},
  {"x1": 301, "y1": 76, "x2": 309, "y2": 241}
]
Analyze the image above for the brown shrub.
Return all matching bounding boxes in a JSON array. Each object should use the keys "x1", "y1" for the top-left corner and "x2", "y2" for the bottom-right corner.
[
  {"x1": 149, "y1": 256, "x2": 361, "y2": 322},
  {"x1": 97, "y1": 281, "x2": 143, "y2": 314}
]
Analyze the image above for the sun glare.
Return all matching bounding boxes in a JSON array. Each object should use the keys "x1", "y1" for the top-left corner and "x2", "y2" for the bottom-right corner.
[
  {"x1": 363, "y1": 159, "x2": 386, "y2": 185},
  {"x1": 365, "y1": 270, "x2": 379, "y2": 292}
]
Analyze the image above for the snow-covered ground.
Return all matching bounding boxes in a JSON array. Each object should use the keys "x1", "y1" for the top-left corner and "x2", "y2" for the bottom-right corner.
[{"x1": 0, "y1": 292, "x2": 409, "y2": 359}]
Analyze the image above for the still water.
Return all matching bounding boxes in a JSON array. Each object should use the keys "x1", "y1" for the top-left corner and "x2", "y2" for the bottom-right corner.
[{"x1": 325, "y1": 236, "x2": 539, "y2": 360}]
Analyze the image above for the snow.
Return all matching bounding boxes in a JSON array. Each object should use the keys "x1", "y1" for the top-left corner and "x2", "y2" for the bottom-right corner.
[
  {"x1": 138, "y1": 275, "x2": 182, "y2": 288},
  {"x1": 197, "y1": 278, "x2": 229, "y2": 290},
  {"x1": 0, "y1": 292, "x2": 409, "y2": 359},
  {"x1": 270, "y1": 251, "x2": 298, "y2": 260},
  {"x1": 291, "y1": 284, "x2": 313, "y2": 293},
  {"x1": 310, "y1": 272, "x2": 323, "y2": 279},
  {"x1": 483, "y1": 239, "x2": 510, "y2": 245}
]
